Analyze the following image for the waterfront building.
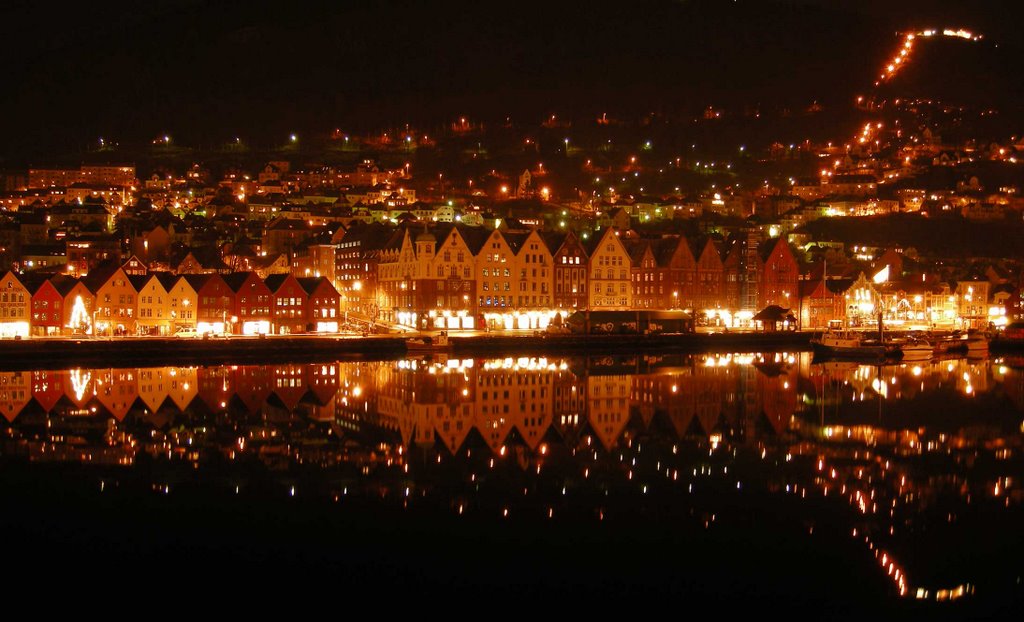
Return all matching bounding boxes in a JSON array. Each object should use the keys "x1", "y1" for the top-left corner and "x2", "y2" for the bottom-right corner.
[
  {"x1": 131, "y1": 272, "x2": 171, "y2": 335},
  {"x1": 183, "y1": 274, "x2": 234, "y2": 335},
  {"x1": 586, "y1": 228, "x2": 632, "y2": 311},
  {"x1": 83, "y1": 264, "x2": 136, "y2": 336},
  {"x1": 545, "y1": 230, "x2": 588, "y2": 313},
  {"x1": 164, "y1": 274, "x2": 198, "y2": 333},
  {"x1": 298, "y1": 276, "x2": 341, "y2": 333},
  {"x1": 224, "y1": 271, "x2": 272, "y2": 335},
  {"x1": 0, "y1": 271, "x2": 30, "y2": 339},
  {"x1": 264, "y1": 273, "x2": 308, "y2": 335}
]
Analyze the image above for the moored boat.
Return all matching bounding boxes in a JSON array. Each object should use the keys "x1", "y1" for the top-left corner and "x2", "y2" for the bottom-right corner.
[
  {"x1": 897, "y1": 338, "x2": 934, "y2": 361},
  {"x1": 810, "y1": 329, "x2": 899, "y2": 360},
  {"x1": 405, "y1": 331, "x2": 451, "y2": 353}
]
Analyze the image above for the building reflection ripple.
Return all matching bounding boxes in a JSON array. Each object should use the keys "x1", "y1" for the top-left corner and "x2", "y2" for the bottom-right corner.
[{"x1": 1, "y1": 352, "x2": 1022, "y2": 603}]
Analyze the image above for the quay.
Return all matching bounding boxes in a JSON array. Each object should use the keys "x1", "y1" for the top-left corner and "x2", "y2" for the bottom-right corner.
[
  {"x1": 0, "y1": 331, "x2": 813, "y2": 370},
  {"x1": 3, "y1": 330, "x2": 1023, "y2": 370}
]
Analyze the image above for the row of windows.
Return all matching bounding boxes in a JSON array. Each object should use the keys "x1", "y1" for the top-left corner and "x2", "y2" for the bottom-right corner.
[
  {"x1": 597, "y1": 255, "x2": 624, "y2": 267},
  {"x1": 592, "y1": 269, "x2": 628, "y2": 280}
]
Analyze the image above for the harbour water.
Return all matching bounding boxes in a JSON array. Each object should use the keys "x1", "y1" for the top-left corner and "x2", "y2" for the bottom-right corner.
[{"x1": 1, "y1": 352, "x2": 1021, "y2": 611}]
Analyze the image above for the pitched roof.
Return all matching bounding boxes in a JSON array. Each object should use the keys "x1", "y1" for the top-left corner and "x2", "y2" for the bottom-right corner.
[
  {"x1": 263, "y1": 273, "x2": 293, "y2": 293},
  {"x1": 297, "y1": 276, "x2": 336, "y2": 296},
  {"x1": 81, "y1": 261, "x2": 123, "y2": 294},
  {"x1": 222, "y1": 271, "x2": 263, "y2": 292}
]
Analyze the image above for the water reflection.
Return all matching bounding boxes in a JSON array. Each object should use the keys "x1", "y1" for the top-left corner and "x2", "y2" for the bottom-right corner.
[{"x1": 1, "y1": 352, "x2": 1022, "y2": 602}]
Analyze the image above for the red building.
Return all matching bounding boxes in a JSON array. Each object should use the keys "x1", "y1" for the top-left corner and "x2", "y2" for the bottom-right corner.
[
  {"x1": 25, "y1": 275, "x2": 64, "y2": 336},
  {"x1": 264, "y1": 273, "x2": 308, "y2": 334},
  {"x1": 298, "y1": 276, "x2": 341, "y2": 332},
  {"x1": 758, "y1": 237, "x2": 800, "y2": 311},
  {"x1": 223, "y1": 272, "x2": 272, "y2": 335},
  {"x1": 544, "y1": 230, "x2": 589, "y2": 312},
  {"x1": 183, "y1": 274, "x2": 234, "y2": 335}
]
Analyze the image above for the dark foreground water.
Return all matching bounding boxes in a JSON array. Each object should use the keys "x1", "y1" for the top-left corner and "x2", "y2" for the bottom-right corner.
[{"x1": 1, "y1": 352, "x2": 1021, "y2": 614}]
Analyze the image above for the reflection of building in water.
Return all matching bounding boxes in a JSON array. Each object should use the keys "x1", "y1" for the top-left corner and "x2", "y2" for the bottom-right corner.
[
  {"x1": 587, "y1": 372, "x2": 630, "y2": 449},
  {"x1": 374, "y1": 360, "x2": 420, "y2": 445},
  {"x1": 478, "y1": 358, "x2": 553, "y2": 451},
  {"x1": 66, "y1": 368, "x2": 94, "y2": 409},
  {"x1": 756, "y1": 353, "x2": 798, "y2": 436},
  {"x1": 235, "y1": 365, "x2": 273, "y2": 413},
  {"x1": 137, "y1": 368, "x2": 169, "y2": 413},
  {"x1": 0, "y1": 371, "x2": 31, "y2": 422},
  {"x1": 95, "y1": 368, "x2": 138, "y2": 421},
  {"x1": 332, "y1": 362, "x2": 385, "y2": 435},
  {"x1": 31, "y1": 370, "x2": 66, "y2": 413},
  {"x1": 272, "y1": 364, "x2": 308, "y2": 411},
  {"x1": 305, "y1": 363, "x2": 339, "y2": 422},
  {"x1": 198, "y1": 366, "x2": 235, "y2": 412},
  {"x1": 166, "y1": 367, "x2": 198, "y2": 411},
  {"x1": 552, "y1": 366, "x2": 586, "y2": 445}
]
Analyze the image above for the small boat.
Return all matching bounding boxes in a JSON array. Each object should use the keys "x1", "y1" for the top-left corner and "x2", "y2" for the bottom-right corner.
[
  {"x1": 964, "y1": 331, "x2": 989, "y2": 357},
  {"x1": 934, "y1": 330, "x2": 990, "y2": 358},
  {"x1": 405, "y1": 331, "x2": 451, "y2": 353},
  {"x1": 810, "y1": 329, "x2": 900, "y2": 360},
  {"x1": 897, "y1": 338, "x2": 934, "y2": 362}
]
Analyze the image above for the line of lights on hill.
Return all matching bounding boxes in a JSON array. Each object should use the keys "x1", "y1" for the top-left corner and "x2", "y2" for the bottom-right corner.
[{"x1": 874, "y1": 29, "x2": 982, "y2": 88}]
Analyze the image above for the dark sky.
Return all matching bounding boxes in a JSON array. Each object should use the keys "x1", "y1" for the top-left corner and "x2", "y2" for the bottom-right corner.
[{"x1": 1, "y1": 0, "x2": 1019, "y2": 160}]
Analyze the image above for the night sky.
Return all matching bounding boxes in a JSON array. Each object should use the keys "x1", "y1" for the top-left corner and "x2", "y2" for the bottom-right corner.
[{"x1": 1, "y1": 0, "x2": 1021, "y2": 160}]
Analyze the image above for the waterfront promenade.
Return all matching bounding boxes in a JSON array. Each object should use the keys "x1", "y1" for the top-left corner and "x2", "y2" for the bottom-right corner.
[{"x1": 0, "y1": 330, "x2": 812, "y2": 369}]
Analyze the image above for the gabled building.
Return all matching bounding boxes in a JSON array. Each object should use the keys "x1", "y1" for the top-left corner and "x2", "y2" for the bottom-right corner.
[
  {"x1": 626, "y1": 239, "x2": 669, "y2": 310},
  {"x1": 131, "y1": 273, "x2": 171, "y2": 335},
  {"x1": 477, "y1": 228, "x2": 516, "y2": 328},
  {"x1": 545, "y1": 231, "x2": 588, "y2": 313},
  {"x1": 758, "y1": 236, "x2": 800, "y2": 311},
  {"x1": 298, "y1": 277, "x2": 341, "y2": 333},
  {"x1": 798, "y1": 274, "x2": 852, "y2": 329},
  {"x1": 264, "y1": 273, "x2": 308, "y2": 335},
  {"x1": 586, "y1": 228, "x2": 632, "y2": 311},
  {"x1": 50, "y1": 275, "x2": 94, "y2": 336},
  {"x1": 378, "y1": 225, "x2": 479, "y2": 330},
  {"x1": 183, "y1": 274, "x2": 233, "y2": 335},
  {"x1": 425, "y1": 226, "x2": 479, "y2": 330},
  {"x1": 224, "y1": 271, "x2": 272, "y2": 335},
  {"x1": 0, "y1": 271, "x2": 30, "y2": 339},
  {"x1": 83, "y1": 263, "x2": 136, "y2": 336},
  {"x1": 26, "y1": 275, "x2": 64, "y2": 336},
  {"x1": 693, "y1": 238, "x2": 725, "y2": 312},
  {"x1": 508, "y1": 229, "x2": 554, "y2": 328},
  {"x1": 163, "y1": 274, "x2": 198, "y2": 333}
]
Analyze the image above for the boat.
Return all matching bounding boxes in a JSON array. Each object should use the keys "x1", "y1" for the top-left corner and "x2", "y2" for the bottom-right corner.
[
  {"x1": 405, "y1": 331, "x2": 452, "y2": 353},
  {"x1": 897, "y1": 338, "x2": 933, "y2": 362},
  {"x1": 810, "y1": 329, "x2": 900, "y2": 360},
  {"x1": 933, "y1": 330, "x2": 990, "y2": 357},
  {"x1": 964, "y1": 330, "x2": 989, "y2": 357}
]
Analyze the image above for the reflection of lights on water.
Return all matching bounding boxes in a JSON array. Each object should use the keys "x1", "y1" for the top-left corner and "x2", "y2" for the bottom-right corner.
[{"x1": 70, "y1": 369, "x2": 91, "y2": 402}]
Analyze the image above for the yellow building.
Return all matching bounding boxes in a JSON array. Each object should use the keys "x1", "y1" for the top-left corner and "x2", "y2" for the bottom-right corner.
[
  {"x1": 0, "y1": 271, "x2": 31, "y2": 339},
  {"x1": 165, "y1": 274, "x2": 198, "y2": 332},
  {"x1": 492, "y1": 229, "x2": 556, "y2": 330},
  {"x1": 132, "y1": 273, "x2": 172, "y2": 335},
  {"x1": 586, "y1": 228, "x2": 632, "y2": 311},
  {"x1": 83, "y1": 264, "x2": 136, "y2": 336},
  {"x1": 477, "y1": 229, "x2": 516, "y2": 328}
]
